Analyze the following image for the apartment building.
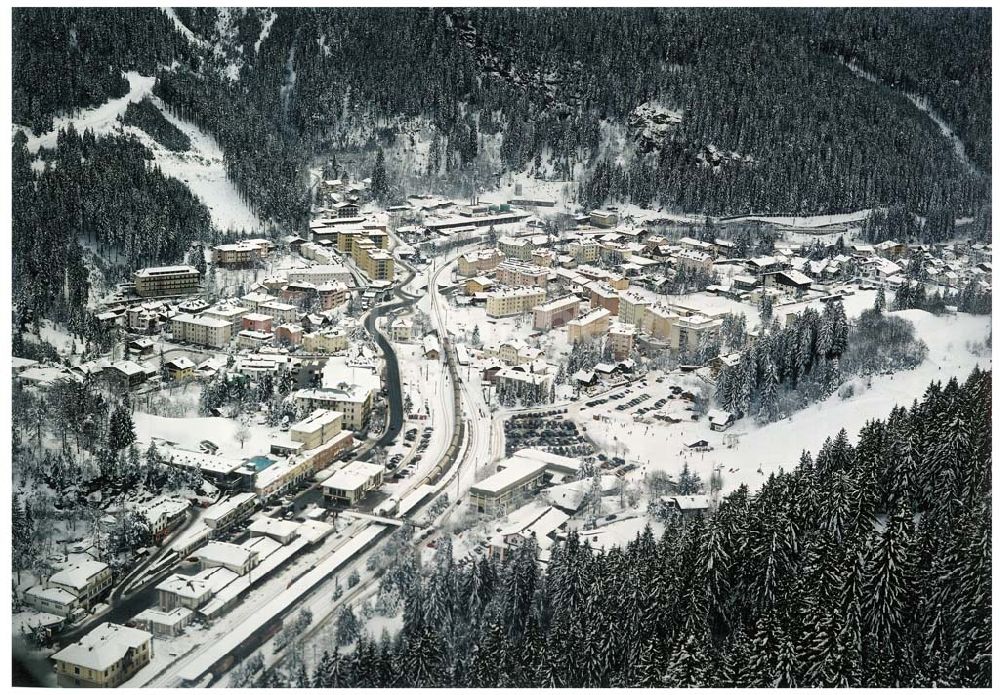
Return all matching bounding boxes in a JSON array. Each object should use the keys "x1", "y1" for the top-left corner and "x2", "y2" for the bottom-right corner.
[
  {"x1": 457, "y1": 248, "x2": 505, "y2": 276},
  {"x1": 302, "y1": 328, "x2": 349, "y2": 354},
  {"x1": 212, "y1": 242, "x2": 264, "y2": 267},
  {"x1": 485, "y1": 287, "x2": 547, "y2": 318},
  {"x1": 640, "y1": 303, "x2": 679, "y2": 342},
  {"x1": 287, "y1": 264, "x2": 353, "y2": 286},
  {"x1": 290, "y1": 409, "x2": 344, "y2": 450},
  {"x1": 258, "y1": 301, "x2": 298, "y2": 324},
  {"x1": 619, "y1": 290, "x2": 652, "y2": 326},
  {"x1": 588, "y1": 282, "x2": 620, "y2": 315},
  {"x1": 295, "y1": 386, "x2": 373, "y2": 430},
  {"x1": 608, "y1": 322, "x2": 636, "y2": 360},
  {"x1": 241, "y1": 313, "x2": 274, "y2": 333},
  {"x1": 567, "y1": 307, "x2": 611, "y2": 343},
  {"x1": 317, "y1": 282, "x2": 350, "y2": 310},
  {"x1": 671, "y1": 314, "x2": 723, "y2": 355},
  {"x1": 170, "y1": 314, "x2": 233, "y2": 348},
  {"x1": 321, "y1": 462, "x2": 385, "y2": 505},
  {"x1": 675, "y1": 249, "x2": 714, "y2": 273},
  {"x1": 496, "y1": 259, "x2": 549, "y2": 288},
  {"x1": 498, "y1": 235, "x2": 534, "y2": 261},
  {"x1": 533, "y1": 295, "x2": 582, "y2": 331},
  {"x1": 134, "y1": 266, "x2": 201, "y2": 298},
  {"x1": 201, "y1": 303, "x2": 249, "y2": 329},
  {"x1": 357, "y1": 247, "x2": 394, "y2": 282},
  {"x1": 567, "y1": 239, "x2": 600, "y2": 263},
  {"x1": 24, "y1": 558, "x2": 112, "y2": 618}
]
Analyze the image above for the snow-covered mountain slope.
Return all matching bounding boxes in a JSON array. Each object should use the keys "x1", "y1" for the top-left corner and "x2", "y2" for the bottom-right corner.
[
  {"x1": 17, "y1": 72, "x2": 154, "y2": 154},
  {"x1": 14, "y1": 71, "x2": 262, "y2": 233},
  {"x1": 128, "y1": 96, "x2": 263, "y2": 233}
]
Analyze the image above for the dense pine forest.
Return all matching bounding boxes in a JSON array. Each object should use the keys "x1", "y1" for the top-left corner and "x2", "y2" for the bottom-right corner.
[
  {"x1": 249, "y1": 369, "x2": 989, "y2": 688},
  {"x1": 12, "y1": 8, "x2": 991, "y2": 234},
  {"x1": 12, "y1": 127, "x2": 213, "y2": 336}
]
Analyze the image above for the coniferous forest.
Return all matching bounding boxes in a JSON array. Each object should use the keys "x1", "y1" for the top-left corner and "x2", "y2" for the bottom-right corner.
[
  {"x1": 243, "y1": 369, "x2": 991, "y2": 688},
  {"x1": 12, "y1": 8, "x2": 991, "y2": 233}
]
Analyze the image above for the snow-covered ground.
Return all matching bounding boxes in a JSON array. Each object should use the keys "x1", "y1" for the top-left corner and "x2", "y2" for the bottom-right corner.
[
  {"x1": 135, "y1": 94, "x2": 263, "y2": 233},
  {"x1": 575, "y1": 309, "x2": 991, "y2": 501},
  {"x1": 134, "y1": 412, "x2": 282, "y2": 460},
  {"x1": 16, "y1": 72, "x2": 155, "y2": 154},
  {"x1": 15, "y1": 70, "x2": 262, "y2": 233}
]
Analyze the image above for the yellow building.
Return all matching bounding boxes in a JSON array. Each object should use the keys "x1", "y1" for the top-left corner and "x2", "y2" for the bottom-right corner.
[
  {"x1": 485, "y1": 287, "x2": 547, "y2": 318},
  {"x1": 465, "y1": 276, "x2": 496, "y2": 295},
  {"x1": 290, "y1": 409, "x2": 344, "y2": 450},
  {"x1": 457, "y1": 248, "x2": 505, "y2": 276},
  {"x1": 302, "y1": 329, "x2": 350, "y2": 354},
  {"x1": 567, "y1": 308, "x2": 611, "y2": 344},
  {"x1": 640, "y1": 303, "x2": 679, "y2": 342},
  {"x1": 53, "y1": 623, "x2": 152, "y2": 688}
]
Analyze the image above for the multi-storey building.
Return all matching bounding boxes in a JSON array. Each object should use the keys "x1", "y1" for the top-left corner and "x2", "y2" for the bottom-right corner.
[
  {"x1": 532, "y1": 295, "x2": 582, "y2": 331},
  {"x1": 170, "y1": 315, "x2": 233, "y2": 348},
  {"x1": 212, "y1": 242, "x2": 264, "y2": 267},
  {"x1": 317, "y1": 282, "x2": 350, "y2": 310},
  {"x1": 608, "y1": 322, "x2": 636, "y2": 360},
  {"x1": 134, "y1": 266, "x2": 201, "y2": 298},
  {"x1": 287, "y1": 264, "x2": 353, "y2": 286},
  {"x1": 498, "y1": 235, "x2": 534, "y2": 261},
  {"x1": 302, "y1": 328, "x2": 350, "y2": 354},
  {"x1": 485, "y1": 287, "x2": 547, "y2": 318},
  {"x1": 496, "y1": 259, "x2": 549, "y2": 288},
  {"x1": 53, "y1": 623, "x2": 152, "y2": 688},
  {"x1": 618, "y1": 290, "x2": 652, "y2": 326},
  {"x1": 588, "y1": 282, "x2": 620, "y2": 315},
  {"x1": 457, "y1": 248, "x2": 505, "y2": 276},
  {"x1": 25, "y1": 558, "x2": 113, "y2": 618},
  {"x1": 258, "y1": 301, "x2": 298, "y2": 324},
  {"x1": 567, "y1": 307, "x2": 611, "y2": 343},
  {"x1": 201, "y1": 304, "x2": 249, "y2": 329}
]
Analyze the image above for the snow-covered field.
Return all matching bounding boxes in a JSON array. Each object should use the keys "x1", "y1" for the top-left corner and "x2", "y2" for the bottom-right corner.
[
  {"x1": 576, "y1": 309, "x2": 991, "y2": 500},
  {"x1": 134, "y1": 412, "x2": 281, "y2": 460}
]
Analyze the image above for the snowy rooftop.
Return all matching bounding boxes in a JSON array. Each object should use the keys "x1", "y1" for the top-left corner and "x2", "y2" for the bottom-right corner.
[
  {"x1": 135, "y1": 606, "x2": 192, "y2": 628},
  {"x1": 471, "y1": 458, "x2": 547, "y2": 495},
  {"x1": 292, "y1": 408, "x2": 342, "y2": 435},
  {"x1": 248, "y1": 517, "x2": 301, "y2": 540},
  {"x1": 135, "y1": 265, "x2": 198, "y2": 277},
  {"x1": 195, "y1": 541, "x2": 258, "y2": 568},
  {"x1": 166, "y1": 448, "x2": 246, "y2": 476},
  {"x1": 201, "y1": 492, "x2": 257, "y2": 524},
  {"x1": 322, "y1": 461, "x2": 384, "y2": 491},
  {"x1": 49, "y1": 558, "x2": 108, "y2": 591},
  {"x1": 172, "y1": 314, "x2": 231, "y2": 329},
  {"x1": 26, "y1": 585, "x2": 76, "y2": 606},
  {"x1": 136, "y1": 497, "x2": 189, "y2": 526},
  {"x1": 52, "y1": 623, "x2": 151, "y2": 671}
]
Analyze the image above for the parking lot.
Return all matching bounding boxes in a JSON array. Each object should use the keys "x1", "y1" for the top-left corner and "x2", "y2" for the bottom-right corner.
[{"x1": 503, "y1": 409, "x2": 593, "y2": 458}]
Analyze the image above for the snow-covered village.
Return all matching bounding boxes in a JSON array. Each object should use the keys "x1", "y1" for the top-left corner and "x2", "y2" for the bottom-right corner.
[{"x1": 9, "y1": 6, "x2": 993, "y2": 690}]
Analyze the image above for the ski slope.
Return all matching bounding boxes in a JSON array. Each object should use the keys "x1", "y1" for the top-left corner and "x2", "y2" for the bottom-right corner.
[{"x1": 15, "y1": 71, "x2": 262, "y2": 233}]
